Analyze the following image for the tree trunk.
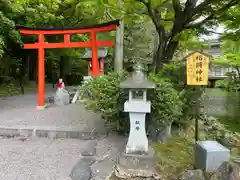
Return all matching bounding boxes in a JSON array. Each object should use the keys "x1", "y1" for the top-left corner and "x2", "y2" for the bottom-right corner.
[
  {"x1": 35, "y1": 55, "x2": 38, "y2": 85},
  {"x1": 25, "y1": 55, "x2": 30, "y2": 84},
  {"x1": 153, "y1": 31, "x2": 166, "y2": 72},
  {"x1": 59, "y1": 56, "x2": 64, "y2": 80},
  {"x1": 160, "y1": 123, "x2": 172, "y2": 142},
  {"x1": 114, "y1": 19, "x2": 124, "y2": 72},
  {"x1": 19, "y1": 57, "x2": 25, "y2": 94},
  {"x1": 154, "y1": 36, "x2": 179, "y2": 73},
  {"x1": 155, "y1": 44, "x2": 164, "y2": 72},
  {"x1": 151, "y1": 9, "x2": 184, "y2": 73},
  {"x1": 51, "y1": 60, "x2": 55, "y2": 88},
  {"x1": 235, "y1": 67, "x2": 240, "y2": 78}
]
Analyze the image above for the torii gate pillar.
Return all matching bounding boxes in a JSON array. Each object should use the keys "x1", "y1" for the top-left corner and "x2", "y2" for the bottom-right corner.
[{"x1": 37, "y1": 34, "x2": 45, "y2": 109}]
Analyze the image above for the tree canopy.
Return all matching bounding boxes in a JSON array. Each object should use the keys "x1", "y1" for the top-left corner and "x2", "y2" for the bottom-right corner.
[
  {"x1": 220, "y1": 3, "x2": 240, "y2": 41},
  {"x1": 128, "y1": 0, "x2": 239, "y2": 71},
  {"x1": 0, "y1": 0, "x2": 239, "y2": 89}
]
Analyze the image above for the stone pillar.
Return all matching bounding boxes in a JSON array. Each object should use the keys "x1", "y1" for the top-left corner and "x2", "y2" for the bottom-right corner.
[{"x1": 127, "y1": 112, "x2": 148, "y2": 153}]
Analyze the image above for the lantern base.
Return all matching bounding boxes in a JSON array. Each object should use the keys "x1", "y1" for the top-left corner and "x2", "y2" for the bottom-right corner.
[{"x1": 115, "y1": 146, "x2": 159, "y2": 179}]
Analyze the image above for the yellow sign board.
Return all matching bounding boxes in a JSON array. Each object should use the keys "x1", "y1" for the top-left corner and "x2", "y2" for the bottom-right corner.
[{"x1": 186, "y1": 51, "x2": 210, "y2": 85}]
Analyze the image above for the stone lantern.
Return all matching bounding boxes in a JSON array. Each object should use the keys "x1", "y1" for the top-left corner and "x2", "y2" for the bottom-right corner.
[
  {"x1": 116, "y1": 64, "x2": 158, "y2": 179},
  {"x1": 120, "y1": 64, "x2": 155, "y2": 154}
]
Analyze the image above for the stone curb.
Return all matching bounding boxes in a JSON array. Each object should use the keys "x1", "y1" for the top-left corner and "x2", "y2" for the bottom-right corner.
[{"x1": 0, "y1": 126, "x2": 106, "y2": 140}]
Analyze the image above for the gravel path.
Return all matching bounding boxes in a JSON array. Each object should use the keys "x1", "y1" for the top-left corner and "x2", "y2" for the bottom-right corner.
[
  {"x1": 0, "y1": 136, "x2": 126, "y2": 180},
  {"x1": 0, "y1": 103, "x2": 104, "y2": 131},
  {"x1": 0, "y1": 137, "x2": 90, "y2": 180},
  {"x1": 0, "y1": 93, "x2": 105, "y2": 134},
  {"x1": 0, "y1": 91, "x2": 126, "y2": 180}
]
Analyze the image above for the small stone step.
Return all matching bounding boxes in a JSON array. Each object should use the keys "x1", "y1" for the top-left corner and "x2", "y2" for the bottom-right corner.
[{"x1": 45, "y1": 92, "x2": 76, "y2": 104}]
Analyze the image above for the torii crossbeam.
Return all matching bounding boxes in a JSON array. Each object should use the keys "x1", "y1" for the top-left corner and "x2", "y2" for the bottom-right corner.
[{"x1": 16, "y1": 20, "x2": 119, "y2": 109}]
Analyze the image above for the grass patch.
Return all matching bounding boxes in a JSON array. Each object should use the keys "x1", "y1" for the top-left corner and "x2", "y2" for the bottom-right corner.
[
  {"x1": 23, "y1": 86, "x2": 38, "y2": 92},
  {"x1": 153, "y1": 118, "x2": 240, "y2": 179},
  {"x1": 110, "y1": 135, "x2": 196, "y2": 180},
  {"x1": 218, "y1": 117, "x2": 240, "y2": 133},
  {"x1": 153, "y1": 135, "x2": 194, "y2": 180},
  {"x1": 0, "y1": 84, "x2": 38, "y2": 97},
  {"x1": 0, "y1": 86, "x2": 20, "y2": 96}
]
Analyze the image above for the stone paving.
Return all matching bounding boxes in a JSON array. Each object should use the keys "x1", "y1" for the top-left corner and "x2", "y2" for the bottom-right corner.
[{"x1": 0, "y1": 136, "x2": 126, "y2": 180}]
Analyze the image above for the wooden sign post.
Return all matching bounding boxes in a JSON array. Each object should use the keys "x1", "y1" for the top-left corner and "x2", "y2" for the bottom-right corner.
[{"x1": 186, "y1": 51, "x2": 210, "y2": 142}]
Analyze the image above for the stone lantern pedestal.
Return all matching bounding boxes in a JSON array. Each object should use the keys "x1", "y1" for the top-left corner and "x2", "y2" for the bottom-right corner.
[{"x1": 115, "y1": 64, "x2": 159, "y2": 179}]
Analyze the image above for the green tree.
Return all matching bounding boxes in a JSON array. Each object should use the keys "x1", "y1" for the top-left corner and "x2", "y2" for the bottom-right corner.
[
  {"x1": 73, "y1": 0, "x2": 238, "y2": 72},
  {"x1": 0, "y1": 0, "x2": 23, "y2": 87},
  {"x1": 221, "y1": 3, "x2": 240, "y2": 41},
  {"x1": 123, "y1": 16, "x2": 155, "y2": 70},
  {"x1": 129, "y1": 0, "x2": 239, "y2": 71},
  {"x1": 214, "y1": 40, "x2": 240, "y2": 91},
  {"x1": 0, "y1": 0, "x2": 93, "y2": 88},
  {"x1": 213, "y1": 40, "x2": 240, "y2": 76},
  {"x1": 0, "y1": 0, "x2": 23, "y2": 58}
]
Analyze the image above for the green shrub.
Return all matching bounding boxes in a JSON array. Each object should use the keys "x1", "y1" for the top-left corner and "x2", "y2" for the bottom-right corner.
[
  {"x1": 81, "y1": 70, "x2": 184, "y2": 135},
  {"x1": 81, "y1": 71, "x2": 129, "y2": 134},
  {"x1": 215, "y1": 77, "x2": 240, "y2": 92},
  {"x1": 156, "y1": 62, "x2": 186, "y2": 90},
  {"x1": 0, "y1": 76, "x2": 21, "y2": 96},
  {"x1": 148, "y1": 72, "x2": 183, "y2": 127},
  {"x1": 215, "y1": 79, "x2": 226, "y2": 87},
  {"x1": 156, "y1": 62, "x2": 202, "y2": 124}
]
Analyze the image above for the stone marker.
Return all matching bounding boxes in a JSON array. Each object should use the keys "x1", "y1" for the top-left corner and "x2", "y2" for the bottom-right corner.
[
  {"x1": 115, "y1": 63, "x2": 159, "y2": 179},
  {"x1": 194, "y1": 140, "x2": 230, "y2": 172},
  {"x1": 54, "y1": 78, "x2": 70, "y2": 106}
]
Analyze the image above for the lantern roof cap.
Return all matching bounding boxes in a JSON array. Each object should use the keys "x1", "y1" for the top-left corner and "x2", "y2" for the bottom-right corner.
[{"x1": 120, "y1": 63, "x2": 155, "y2": 89}]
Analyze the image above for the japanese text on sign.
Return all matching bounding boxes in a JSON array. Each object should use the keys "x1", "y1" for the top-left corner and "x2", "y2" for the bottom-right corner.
[
  {"x1": 186, "y1": 52, "x2": 209, "y2": 85},
  {"x1": 135, "y1": 121, "x2": 140, "y2": 131}
]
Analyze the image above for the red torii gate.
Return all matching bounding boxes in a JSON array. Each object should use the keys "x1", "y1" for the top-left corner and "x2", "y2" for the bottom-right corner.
[{"x1": 16, "y1": 20, "x2": 119, "y2": 109}]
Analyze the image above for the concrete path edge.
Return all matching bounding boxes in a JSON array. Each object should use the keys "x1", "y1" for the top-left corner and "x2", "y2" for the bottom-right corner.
[{"x1": 0, "y1": 126, "x2": 106, "y2": 140}]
